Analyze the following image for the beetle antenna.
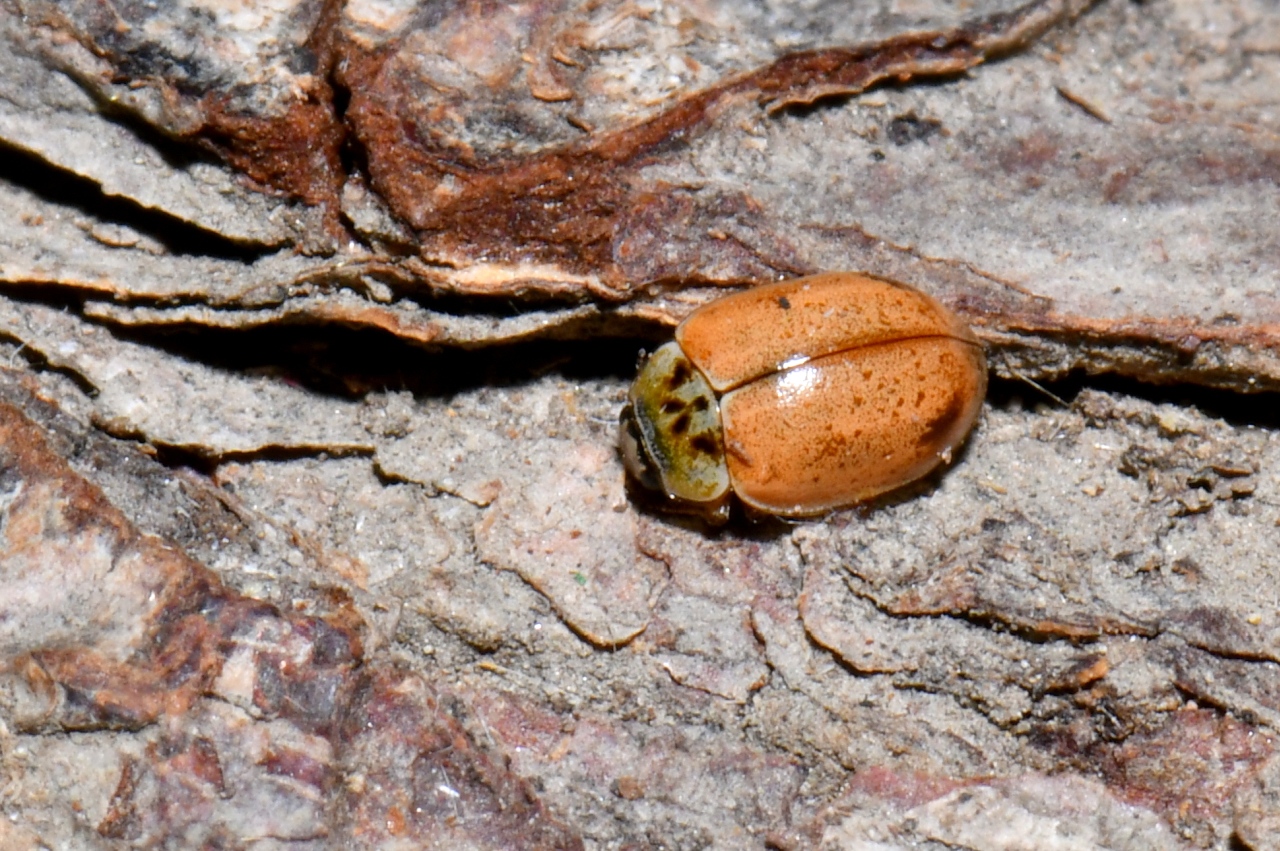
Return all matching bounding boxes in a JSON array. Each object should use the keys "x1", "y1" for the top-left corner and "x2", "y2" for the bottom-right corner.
[{"x1": 1011, "y1": 370, "x2": 1069, "y2": 407}]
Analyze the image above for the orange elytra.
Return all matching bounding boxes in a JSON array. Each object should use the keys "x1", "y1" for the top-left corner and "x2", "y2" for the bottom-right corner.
[{"x1": 618, "y1": 272, "x2": 987, "y2": 522}]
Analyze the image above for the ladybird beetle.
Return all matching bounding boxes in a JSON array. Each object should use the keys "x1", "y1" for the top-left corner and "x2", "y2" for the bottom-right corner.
[{"x1": 618, "y1": 272, "x2": 987, "y2": 522}]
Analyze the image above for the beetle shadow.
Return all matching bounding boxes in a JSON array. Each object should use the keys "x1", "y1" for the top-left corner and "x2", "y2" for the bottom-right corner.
[
  {"x1": 620, "y1": 463, "x2": 952, "y2": 541},
  {"x1": 620, "y1": 474, "x2": 800, "y2": 541}
]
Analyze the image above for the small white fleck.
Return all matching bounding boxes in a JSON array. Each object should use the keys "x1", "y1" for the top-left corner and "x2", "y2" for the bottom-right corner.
[{"x1": 779, "y1": 354, "x2": 810, "y2": 370}]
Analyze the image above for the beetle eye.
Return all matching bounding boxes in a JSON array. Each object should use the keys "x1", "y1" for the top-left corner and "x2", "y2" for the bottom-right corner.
[{"x1": 617, "y1": 404, "x2": 664, "y2": 494}]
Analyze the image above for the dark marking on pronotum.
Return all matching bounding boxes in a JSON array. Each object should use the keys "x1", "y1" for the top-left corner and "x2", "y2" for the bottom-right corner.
[
  {"x1": 670, "y1": 412, "x2": 692, "y2": 435},
  {"x1": 660, "y1": 399, "x2": 685, "y2": 414},
  {"x1": 667, "y1": 360, "x2": 693, "y2": 389},
  {"x1": 689, "y1": 433, "x2": 720, "y2": 456}
]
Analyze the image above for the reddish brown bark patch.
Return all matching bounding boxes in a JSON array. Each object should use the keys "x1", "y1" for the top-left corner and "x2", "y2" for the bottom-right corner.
[
  {"x1": 196, "y1": 92, "x2": 347, "y2": 228},
  {"x1": 341, "y1": 0, "x2": 1085, "y2": 289},
  {"x1": 1099, "y1": 708, "x2": 1275, "y2": 845},
  {"x1": 0, "y1": 396, "x2": 583, "y2": 847},
  {"x1": 338, "y1": 669, "x2": 585, "y2": 850},
  {"x1": 24, "y1": 0, "x2": 349, "y2": 243}
]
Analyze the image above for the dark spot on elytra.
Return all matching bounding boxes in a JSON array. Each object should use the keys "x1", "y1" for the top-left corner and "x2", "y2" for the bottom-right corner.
[
  {"x1": 667, "y1": 360, "x2": 692, "y2": 388},
  {"x1": 815, "y1": 432, "x2": 850, "y2": 462},
  {"x1": 777, "y1": 296, "x2": 791, "y2": 310},
  {"x1": 689, "y1": 433, "x2": 720, "y2": 456},
  {"x1": 919, "y1": 391, "x2": 966, "y2": 447},
  {"x1": 670, "y1": 412, "x2": 692, "y2": 435}
]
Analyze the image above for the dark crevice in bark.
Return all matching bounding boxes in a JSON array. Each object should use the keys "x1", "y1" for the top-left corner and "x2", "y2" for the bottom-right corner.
[
  {"x1": 0, "y1": 141, "x2": 271, "y2": 261},
  {"x1": 988, "y1": 373, "x2": 1280, "y2": 431}
]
